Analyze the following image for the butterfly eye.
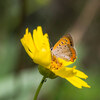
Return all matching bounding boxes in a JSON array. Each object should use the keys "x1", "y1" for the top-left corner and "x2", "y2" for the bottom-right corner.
[{"x1": 50, "y1": 47, "x2": 53, "y2": 51}]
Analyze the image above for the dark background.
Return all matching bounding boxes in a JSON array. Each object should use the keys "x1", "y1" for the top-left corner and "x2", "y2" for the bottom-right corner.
[{"x1": 0, "y1": 0, "x2": 100, "y2": 100}]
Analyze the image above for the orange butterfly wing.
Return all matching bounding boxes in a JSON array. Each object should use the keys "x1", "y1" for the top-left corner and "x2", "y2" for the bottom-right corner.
[{"x1": 52, "y1": 34, "x2": 76, "y2": 62}]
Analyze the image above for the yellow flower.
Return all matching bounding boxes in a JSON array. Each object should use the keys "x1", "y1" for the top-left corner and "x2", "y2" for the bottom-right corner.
[
  {"x1": 21, "y1": 26, "x2": 51, "y2": 67},
  {"x1": 21, "y1": 26, "x2": 91, "y2": 88}
]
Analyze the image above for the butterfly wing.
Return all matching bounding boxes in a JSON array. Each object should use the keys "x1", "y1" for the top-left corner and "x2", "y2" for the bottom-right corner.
[{"x1": 52, "y1": 34, "x2": 76, "y2": 62}]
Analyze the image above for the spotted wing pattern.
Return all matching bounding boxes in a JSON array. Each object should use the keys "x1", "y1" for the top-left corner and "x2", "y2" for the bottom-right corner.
[{"x1": 51, "y1": 34, "x2": 76, "y2": 62}]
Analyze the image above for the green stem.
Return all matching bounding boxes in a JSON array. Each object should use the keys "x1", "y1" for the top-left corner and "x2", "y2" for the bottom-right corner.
[{"x1": 33, "y1": 76, "x2": 46, "y2": 100}]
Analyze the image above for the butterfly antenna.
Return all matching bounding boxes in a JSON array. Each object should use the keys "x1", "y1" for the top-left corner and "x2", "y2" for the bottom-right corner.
[{"x1": 49, "y1": 39, "x2": 53, "y2": 49}]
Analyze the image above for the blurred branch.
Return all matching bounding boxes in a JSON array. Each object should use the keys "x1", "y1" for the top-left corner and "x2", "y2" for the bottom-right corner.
[
  {"x1": 15, "y1": 0, "x2": 26, "y2": 34},
  {"x1": 20, "y1": 0, "x2": 26, "y2": 25},
  {"x1": 69, "y1": 0, "x2": 100, "y2": 44}
]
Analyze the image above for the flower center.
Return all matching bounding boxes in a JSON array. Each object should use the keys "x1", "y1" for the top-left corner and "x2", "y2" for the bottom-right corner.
[{"x1": 50, "y1": 55, "x2": 62, "y2": 70}]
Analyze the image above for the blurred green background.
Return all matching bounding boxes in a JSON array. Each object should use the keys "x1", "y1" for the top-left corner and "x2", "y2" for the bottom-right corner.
[{"x1": 0, "y1": 0, "x2": 100, "y2": 100}]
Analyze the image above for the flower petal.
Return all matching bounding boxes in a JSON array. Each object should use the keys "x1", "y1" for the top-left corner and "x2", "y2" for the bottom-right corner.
[
  {"x1": 32, "y1": 27, "x2": 51, "y2": 67},
  {"x1": 75, "y1": 68, "x2": 88, "y2": 79},
  {"x1": 43, "y1": 33, "x2": 50, "y2": 51},
  {"x1": 51, "y1": 66, "x2": 76, "y2": 78},
  {"x1": 58, "y1": 58, "x2": 74, "y2": 66},
  {"x1": 33, "y1": 47, "x2": 51, "y2": 67},
  {"x1": 20, "y1": 28, "x2": 35, "y2": 59},
  {"x1": 21, "y1": 38, "x2": 33, "y2": 59},
  {"x1": 66, "y1": 66, "x2": 88, "y2": 79},
  {"x1": 66, "y1": 76, "x2": 91, "y2": 88},
  {"x1": 33, "y1": 26, "x2": 44, "y2": 50},
  {"x1": 50, "y1": 65, "x2": 90, "y2": 88}
]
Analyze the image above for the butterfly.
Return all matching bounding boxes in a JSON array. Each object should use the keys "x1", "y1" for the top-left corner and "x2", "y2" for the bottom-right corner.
[{"x1": 51, "y1": 34, "x2": 76, "y2": 62}]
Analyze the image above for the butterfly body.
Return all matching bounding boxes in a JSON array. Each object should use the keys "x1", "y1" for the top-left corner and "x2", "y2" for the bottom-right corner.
[{"x1": 51, "y1": 34, "x2": 76, "y2": 62}]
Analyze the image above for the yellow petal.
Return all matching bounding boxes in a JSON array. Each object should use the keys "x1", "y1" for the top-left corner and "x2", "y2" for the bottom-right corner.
[
  {"x1": 21, "y1": 38, "x2": 33, "y2": 59},
  {"x1": 50, "y1": 66, "x2": 76, "y2": 78},
  {"x1": 23, "y1": 28, "x2": 35, "y2": 52},
  {"x1": 49, "y1": 65, "x2": 90, "y2": 88},
  {"x1": 32, "y1": 27, "x2": 51, "y2": 67},
  {"x1": 43, "y1": 33, "x2": 50, "y2": 51},
  {"x1": 66, "y1": 76, "x2": 91, "y2": 88},
  {"x1": 33, "y1": 47, "x2": 51, "y2": 67},
  {"x1": 20, "y1": 28, "x2": 35, "y2": 59},
  {"x1": 75, "y1": 68, "x2": 88, "y2": 79},
  {"x1": 33, "y1": 26, "x2": 44, "y2": 50},
  {"x1": 66, "y1": 66, "x2": 88, "y2": 79},
  {"x1": 58, "y1": 58, "x2": 74, "y2": 66}
]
